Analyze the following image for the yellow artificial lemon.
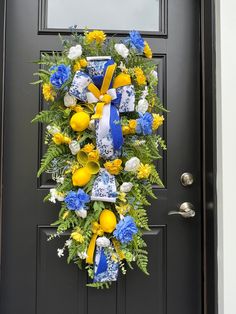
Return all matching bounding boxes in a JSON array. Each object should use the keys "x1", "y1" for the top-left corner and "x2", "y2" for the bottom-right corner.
[
  {"x1": 70, "y1": 112, "x2": 90, "y2": 132},
  {"x1": 72, "y1": 167, "x2": 91, "y2": 187},
  {"x1": 99, "y1": 209, "x2": 117, "y2": 233}
]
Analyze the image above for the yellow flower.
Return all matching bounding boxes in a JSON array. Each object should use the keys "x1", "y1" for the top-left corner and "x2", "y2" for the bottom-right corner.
[
  {"x1": 52, "y1": 133, "x2": 71, "y2": 145},
  {"x1": 52, "y1": 133, "x2": 65, "y2": 145},
  {"x1": 42, "y1": 83, "x2": 55, "y2": 102},
  {"x1": 88, "y1": 150, "x2": 100, "y2": 162},
  {"x1": 85, "y1": 30, "x2": 106, "y2": 44},
  {"x1": 116, "y1": 203, "x2": 131, "y2": 215},
  {"x1": 63, "y1": 136, "x2": 72, "y2": 144},
  {"x1": 62, "y1": 211, "x2": 70, "y2": 220},
  {"x1": 73, "y1": 60, "x2": 81, "y2": 72},
  {"x1": 152, "y1": 114, "x2": 164, "y2": 130},
  {"x1": 73, "y1": 59, "x2": 88, "y2": 72},
  {"x1": 137, "y1": 163, "x2": 152, "y2": 179},
  {"x1": 73, "y1": 105, "x2": 84, "y2": 113},
  {"x1": 82, "y1": 143, "x2": 95, "y2": 153},
  {"x1": 144, "y1": 41, "x2": 153, "y2": 59},
  {"x1": 129, "y1": 119, "x2": 137, "y2": 133},
  {"x1": 71, "y1": 231, "x2": 84, "y2": 243},
  {"x1": 134, "y1": 67, "x2": 147, "y2": 85},
  {"x1": 118, "y1": 192, "x2": 127, "y2": 203},
  {"x1": 104, "y1": 159, "x2": 123, "y2": 175},
  {"x1": 79, "y1": 58, "x2": 88, "y2": 67},
  {"x1": 122, "y1": 125, "x2": 131, "y2": 135}
]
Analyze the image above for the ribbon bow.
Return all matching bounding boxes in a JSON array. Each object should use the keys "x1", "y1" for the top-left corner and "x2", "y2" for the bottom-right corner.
[
  {"x1": 86, "y1": 222, "x2": 124, "y2": 265},
  {"x1": 69, "y1": 58, "x2": 135, "y2": 159}
]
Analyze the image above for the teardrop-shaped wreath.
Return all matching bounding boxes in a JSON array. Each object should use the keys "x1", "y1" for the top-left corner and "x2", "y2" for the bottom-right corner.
[{"x1": 32, "y1": 29, "x2": 166, "y2": 288}]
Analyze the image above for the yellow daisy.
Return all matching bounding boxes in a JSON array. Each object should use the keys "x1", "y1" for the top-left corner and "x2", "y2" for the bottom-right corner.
[{"x1": 137, "y1": 163, "x2": 152, "y2": 179}]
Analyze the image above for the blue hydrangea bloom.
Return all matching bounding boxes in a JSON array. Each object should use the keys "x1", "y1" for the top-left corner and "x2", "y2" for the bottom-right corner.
[
  {"x1": 127, "y1": 30, "x2": 145, "y2": 53},
  {"x1": 64, "y1": 189, "x2": 90, "y2": 211},
  {"x1": 50, "y1": 64, "x2": 71, "y2": 89},
  {"x1": 114, "y1": 216, "x2": 138, "y2": 244},
  {"x1": 136, "y1": 112, "x2": 153, "y2": 135}
]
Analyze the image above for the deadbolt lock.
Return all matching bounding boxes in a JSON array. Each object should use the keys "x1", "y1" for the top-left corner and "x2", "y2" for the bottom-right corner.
[{"x1": 180, "y1": 172, "x2": 194, "y2": 186}]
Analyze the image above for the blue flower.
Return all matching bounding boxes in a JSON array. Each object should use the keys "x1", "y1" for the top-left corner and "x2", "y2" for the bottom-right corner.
[
  {"x1": 127, "y1": 31, "x2": 145, "y2": 53},
  {"x1": 64, "y1": 189, "x2": 90, "y2": 211},
  {"x1": 113, "y1": 216, "x2": 138, "y2": 244},
  {"x1": 50, "y1": 64, "x2": 71, "y2": 89},
  {"x1": 136, "y1": 112, "x2": 153, "y2": 135}
]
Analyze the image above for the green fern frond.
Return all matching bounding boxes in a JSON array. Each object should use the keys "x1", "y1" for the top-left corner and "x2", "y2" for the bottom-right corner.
[
  {"x1": 87, "y1": 281, "x2": 112, "y2": 289},
  {"x1": 37, "y1": 144, "x2": 68, "y2": 177}
]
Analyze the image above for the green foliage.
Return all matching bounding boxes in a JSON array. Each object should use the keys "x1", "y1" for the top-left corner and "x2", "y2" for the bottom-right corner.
[
  {"x1": 86, "y1": 281, "x2": 112, "y2": 289},
  {"x1": 37, "y1": 144, "x2": 68, "y2": 177}
]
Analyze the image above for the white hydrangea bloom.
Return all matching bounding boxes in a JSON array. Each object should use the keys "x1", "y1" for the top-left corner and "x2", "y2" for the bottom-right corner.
[
  {"x1": 124, "y1": 157, "x2": 141, "y2": 172},
  {"x1": 64, "y1": 93, "x2": 77, "y2": 107},
  {"x1": 136, "y1": 98, "x2": 149, "y2": 114},
  {"x1": 150, "y1": 70, "x2": 158, "y2": 80},
  {"x1": 49, "y1": 188, "x2": 64, "y2": 203},
  {"x1": 67, "y1": 44, "x2": 82, "y2": 60},
  {"x1": 69, "y1": 140, "x2": 81, "y2": 155},
  {"x1": 96, "y1": 236, "x2": 111, "y2": 247},
  {"x1": 75, "y1": 209, "x2": 87, "y2": 219},
  {"x1": 46, "y1": 125, "x2": 60, "y2": 135},
  {"x1": 120, "y1": 182, "x2": 133, "y2": 193},
  {"x1": 114, "y1": 43, "x2": 129, "y2": 58}
]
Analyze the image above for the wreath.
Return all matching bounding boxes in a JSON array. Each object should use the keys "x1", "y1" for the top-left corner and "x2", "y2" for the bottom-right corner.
[{"x1": 32, "y1": 29, "x2": 166, "y2": 288}]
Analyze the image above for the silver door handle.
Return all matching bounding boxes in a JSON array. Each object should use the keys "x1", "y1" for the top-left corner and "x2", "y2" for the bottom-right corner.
[{"x1": 168, "y1": 202, "x2": 195, "y2": 218}]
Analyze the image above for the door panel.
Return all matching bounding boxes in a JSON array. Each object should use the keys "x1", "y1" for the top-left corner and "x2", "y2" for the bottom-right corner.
[{"x1": 0, "y1": 0, "x2": 202, "y2": 313}]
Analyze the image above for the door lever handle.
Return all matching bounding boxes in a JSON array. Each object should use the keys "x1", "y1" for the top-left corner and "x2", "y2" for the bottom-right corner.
[{"x1": 168, "y1": 202, "x2": 195, "y2": 218}]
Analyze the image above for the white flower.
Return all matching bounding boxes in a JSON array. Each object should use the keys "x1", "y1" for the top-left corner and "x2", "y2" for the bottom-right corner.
[
  {"x1": 118, "y1": 61, "x2": 128, "y2": 73},
  {"x1": 115, "y1": 43, "x2": 129, "y2": 58},
  {"x1": 124, "y1": 157, "x2": 141, "y2": 172},
  {"x1": 65, "y1": 239, "x2": 72, "y2": 248},
  {"x1": 150, "y1": 70, "x2": 158, "y2": 80},
  {"x1": 120, "y1": 182, "x2": 133, "y2": 193},
  {"x1": 64, "y1": 93, "x2": 77, "y2": 107},
  {"x1": 75, "y1": 209, "x2": 87, "y2": 219},
  {"x1": 136, "y1": 98, "x2": 149, "y2": 114},
  {"x1": 57, "y1": 248, "x2": 64, "y2": 258},
  {"x1": 88, "y1": 119, "x2": 95, "y2": 131},
  {"x1": 49, "y1": 188, "x2": 64, "y2": 203},
  {"x1": 141, "y1": 86, "x2": 149, "y2": 98},
  {"x1": 67, "y1": 44, "x2": 82, "y2": 60},
  {"x1": 69, "y1": 140, "x2": 81, "y2": 155},
  {"x1": 78, "y1": 251, "x2": 87, "y2": 259},
  {"x1": 56, "y1": 176, "x2": 65, "y2": 184},
  {"x1": 46, "y1": 125, "x2": 60, "y2": 135},
  {"x1": 96, "y1": 236, "x2": 111, "y2": 247}
]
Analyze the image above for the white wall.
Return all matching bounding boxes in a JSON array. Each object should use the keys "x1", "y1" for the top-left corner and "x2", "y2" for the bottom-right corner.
[{"x1": 216, "y1": 1, "x2": 236, "y2": 313}]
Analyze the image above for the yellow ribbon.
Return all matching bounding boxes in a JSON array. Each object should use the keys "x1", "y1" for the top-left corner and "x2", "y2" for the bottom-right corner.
[
  {"x1": 88, "y1": 63, "x2": 117, "y2": 119},
  {"x1": 86, "y1": 222, "x2": 104, "y2": 264},
  {"x1": 86, "y1": 221, "x2": 126, "y2": 264},
  {"x1": 112, "y1": 239, "x2": 125, "y2": 260}
]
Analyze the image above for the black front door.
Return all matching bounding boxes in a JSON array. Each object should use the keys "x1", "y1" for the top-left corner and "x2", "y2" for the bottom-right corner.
[{"x1": 0, "y1": 0, "x2": 202, "y2": 313}]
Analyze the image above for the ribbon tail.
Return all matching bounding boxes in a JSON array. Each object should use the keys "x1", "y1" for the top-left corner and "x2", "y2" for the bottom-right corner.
[
  {"x1": 112, "y1": 239, "x2": 125, "y2": 260},
  {"x1": 95, "y1": 248, "x2": 108, "y2": 275},
  {"x1": 86, "y1": 234, "x2": 98, "y2": 264},
  {"x1": 110, "y1": 104, "x2": 123, "y2": 150}
]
